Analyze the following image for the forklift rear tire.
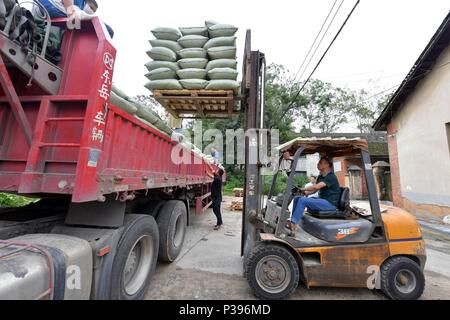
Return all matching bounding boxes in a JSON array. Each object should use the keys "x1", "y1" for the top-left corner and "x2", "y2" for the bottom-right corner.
[
  {"x1": 110, "y1": 214, "x2": 159, "y2": 300},
  {"x1": 156, "y1": 200, "x2": 187, "y2": 262},
  {"x1": 381, "y1": 256, "x2": 425, "y2": 300},
  {"x1": 246, "y1": 243, "x2": 300, "y2": 300}
]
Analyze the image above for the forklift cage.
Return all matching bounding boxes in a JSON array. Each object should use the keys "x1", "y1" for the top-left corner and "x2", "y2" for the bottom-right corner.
[{"x1": 269, "y1": 138, "x2": 384, "y2": 238}]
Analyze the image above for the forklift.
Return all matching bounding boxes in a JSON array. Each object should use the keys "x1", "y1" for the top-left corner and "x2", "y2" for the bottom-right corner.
[{"x1": 240, "y1": 32, "x2": 426, "y2": 300}]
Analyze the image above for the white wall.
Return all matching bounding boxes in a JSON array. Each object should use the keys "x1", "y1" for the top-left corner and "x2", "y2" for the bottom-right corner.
[{"x1": 393, "y1": 45, "x2": 450, "y2": 207}]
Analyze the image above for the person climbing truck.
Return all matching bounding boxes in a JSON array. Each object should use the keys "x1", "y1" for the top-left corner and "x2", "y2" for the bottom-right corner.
[{"x1": 37, "y1": 0, "x2": 114, "y2": 37}]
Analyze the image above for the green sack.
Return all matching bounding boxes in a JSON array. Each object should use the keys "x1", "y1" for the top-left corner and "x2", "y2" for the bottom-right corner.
[
  {"x1": 207, "y1": 46, "x2": 237, "y2": 60},
  {"x1": 151, "y1": 27, "x2": 181, "y2": 41},
  {"x1": 149, "y1": 39, "x2": 183, "y2": 53},
  {"x1": 110, "y1": 92, "x2": 138, "y2": 115},
  {"x1": 178, "y1": 35, "x2": 209, "y2": 48},
  {"x1": 147, "y1": 47, "x2": 177, "y2": 62},
  {"x1": 179, "y1": 27, "x2": 208, "y2": 37},
  {"x1": 154, "y1": 119, "x2": 173, "y2": 135},
  {"x1": 208, "y1": 68, "x2": 238, "y2": 80},
  {"x1": 206, "y1": 59, "x2": 238, "y2": 71},
  {"x1": 145, "y1": 61, "x2": 180, "y2": 72},
  {"x1": 179, "y1": 79, "x2": 209, "y2": 90},
  {"x1": 145, "y1": 80, "x2": 183, "y2": 91},
  {"x1": 206, "y1": 80, "x2": 240, "y2": 90},
  {"x1": 112, "y1": 84, "x2": 130, "y2": 100},
  {"x1": 205, "y1": 20, "x2": 220, "y2": 29},
  {"x1": 134, "y1": 116, "x2": 171, "y2": 137},
  {"x1": 178, "y1": 48, "x2": 207, "y2": 59},
  {"x1": 178, "y1": 58, "x2": 208, "y2": 69},
  {"x1": 146, "y1": 68, "x2": 177, "y2": 81},
  {"x1": 208, "y1": 24, "x2": 238, "y2": 38},
  {"x1": 177, "y1": 68, "x2": 207, "y2": 80},
  {"x1": 204, "y1": 36, "x2": 236, "y2": 49},
  {"x1": 135, "y1": 104, "x2": 160, "y2": 124}
]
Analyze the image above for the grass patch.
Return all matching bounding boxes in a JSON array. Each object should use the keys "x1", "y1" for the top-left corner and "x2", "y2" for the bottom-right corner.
[{"x1": 0, "y1": 193, "x2": 37, "y2": 208}]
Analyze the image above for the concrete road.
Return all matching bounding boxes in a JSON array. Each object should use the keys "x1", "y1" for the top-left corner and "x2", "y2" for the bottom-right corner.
[{"x1": 145, "y1": 197, "x2": 450, "y2": 300}]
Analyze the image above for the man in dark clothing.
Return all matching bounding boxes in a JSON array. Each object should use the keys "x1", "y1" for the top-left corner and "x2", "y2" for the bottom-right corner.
[
  {"x1": 211, "y1": 169, "x2": 224, "y2": 230},
  {"x1": 288, "y1": 157, "x2": 341, "y2": 231}
]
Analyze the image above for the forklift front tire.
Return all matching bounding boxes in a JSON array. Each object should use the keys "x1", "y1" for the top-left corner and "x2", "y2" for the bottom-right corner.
[
  {"x1": 381, "y1": 256, "x2": 425, "y2": 300},
  {"x1": 246, "y1": 243, "x2": 300, "y2": 300}
]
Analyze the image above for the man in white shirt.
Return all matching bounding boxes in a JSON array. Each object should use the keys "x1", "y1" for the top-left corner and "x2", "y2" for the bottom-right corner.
[{"x1": 37, "y1": 0, "x2": 114, "y2": 37}]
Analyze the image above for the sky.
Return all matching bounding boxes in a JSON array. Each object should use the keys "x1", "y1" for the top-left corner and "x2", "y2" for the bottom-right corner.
[
  {"x1": 95, "y1": 0, "x2": 449, "y2": 131},
  {"x1": 97, "y1": 0, "x2": 449, "y2": 93}
]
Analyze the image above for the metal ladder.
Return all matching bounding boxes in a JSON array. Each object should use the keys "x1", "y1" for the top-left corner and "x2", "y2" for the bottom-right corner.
[{"x1": 0, "y1": 0, "x2": 63, "y2": 145}]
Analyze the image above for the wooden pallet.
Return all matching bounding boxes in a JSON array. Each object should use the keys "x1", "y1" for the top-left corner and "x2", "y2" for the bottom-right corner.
[
  {"x1": 153, "y1": 89, "x2": 239, "y2": 119},
  {"x1": 232, "y1": 188, "x2": 244, "y2": 198},
  {"x1": 230, "y1": 201, "x2": 244, "y2": 212}
]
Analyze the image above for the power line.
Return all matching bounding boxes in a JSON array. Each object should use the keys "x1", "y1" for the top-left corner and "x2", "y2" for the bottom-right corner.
[
  {"x1": 322, "y1": 70, "x2": 385, "y2": 80},
  {"x1": 291, "y1": 0, "x2": 339, "y2": 85},
  {"x1": 362, "y1": 61, "x2": 450, "y2": 103},
  {"x1": 295, "y1": 0, "x2": 345, "y2": 86},
  {"x1": 286, "y1": 0, "x2": 361, "y2": 110},
  {"x1": 331, "y1": 73, "x2": 404, "y2": 85}
]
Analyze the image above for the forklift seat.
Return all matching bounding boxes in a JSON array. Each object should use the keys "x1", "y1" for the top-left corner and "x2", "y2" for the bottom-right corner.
[
  {"x1": 308, "y1": 187, "x2": 350, "y2": 219},
  {"x1": 300, "y1": 214, "x2": 373, "y2": 243}
]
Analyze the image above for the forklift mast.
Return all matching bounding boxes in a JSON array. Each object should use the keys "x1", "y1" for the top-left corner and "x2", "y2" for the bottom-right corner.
[{"x1": 240, "y1": 30, "x2": 266, "y2": 257}]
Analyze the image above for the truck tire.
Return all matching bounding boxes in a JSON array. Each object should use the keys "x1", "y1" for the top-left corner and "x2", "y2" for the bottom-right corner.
[
  {"x1": 245, "y1": 243, "x2": 300, "y2": 300},
  {"x1": 156, "y1": 200, "x2": 187, "y2": 262},
  {"x1": 110, "y1": 214, "x2": 159, "y2": 300},
  {"x1": 381, "y1": 256, "x2": 425, "y2": 300}
]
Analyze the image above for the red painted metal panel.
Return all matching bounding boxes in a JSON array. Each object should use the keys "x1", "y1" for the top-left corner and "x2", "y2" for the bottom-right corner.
[{"x1": 0, "y1": 18, "x2": 217, "y2": 203}]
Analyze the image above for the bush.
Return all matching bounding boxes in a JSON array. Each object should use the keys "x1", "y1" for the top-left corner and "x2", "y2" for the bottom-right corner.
[
  {"x1": 223, "y1": 171, "x2": 310, "y2": 197},
  {"x1": 223, "y1": 171, "x2": 244, "y2": 196},
  {"x1": 262, "y1": 173, "x2": 309, "y2": 197},
  {"x1": 0, "y1": 193, "x2": 36, "y2": 208}
]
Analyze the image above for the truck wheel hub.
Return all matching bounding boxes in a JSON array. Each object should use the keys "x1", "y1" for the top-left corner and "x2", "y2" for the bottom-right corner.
[{"x1": 123, "y1": 235, "x2": 154, "y2": 296}]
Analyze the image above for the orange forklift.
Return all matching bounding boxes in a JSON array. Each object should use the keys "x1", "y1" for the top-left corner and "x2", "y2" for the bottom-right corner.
[
  {"x1": 239, "y1": 33, "x2": 426, "y2": 300},
  {"x1": 243, "y1": 137, "x2": 426, "y2": 300}
]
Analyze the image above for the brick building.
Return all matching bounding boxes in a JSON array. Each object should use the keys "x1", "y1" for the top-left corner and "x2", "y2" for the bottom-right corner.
[{"x1": 374, "y1": 13, "x2": 450, "y2": 218}]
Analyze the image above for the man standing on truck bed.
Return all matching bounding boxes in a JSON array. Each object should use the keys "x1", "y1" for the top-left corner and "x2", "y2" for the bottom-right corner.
[
  {"x1": 211, "y1": 169, "x2": 224, "y2": 231},
  {"x1": 37, "y1": 0, "x2": 114, "y2": 37}
]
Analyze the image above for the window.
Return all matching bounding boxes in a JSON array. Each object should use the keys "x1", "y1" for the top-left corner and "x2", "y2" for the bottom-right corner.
[{"x1": 447, "y1": 123, "x2": 450, "y2": 157}]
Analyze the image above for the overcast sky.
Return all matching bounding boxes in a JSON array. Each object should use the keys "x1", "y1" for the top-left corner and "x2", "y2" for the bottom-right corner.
[{"x1": 97, "y1": 0, "x2": 449, "y2": 97}]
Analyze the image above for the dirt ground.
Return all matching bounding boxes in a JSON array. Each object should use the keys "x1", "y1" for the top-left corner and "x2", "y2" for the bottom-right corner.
[{"x1": 146, "y1": 196, "x2": 450, "y2": 300}]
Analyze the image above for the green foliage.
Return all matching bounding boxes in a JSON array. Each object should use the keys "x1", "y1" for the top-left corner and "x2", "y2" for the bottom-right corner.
[
  {"x1": 265, "y1": 64, "x2": 306, "y2": 142},
  {"x1": 345, "y1": 89, "x2": 392, "y2": 133},
  {"x1": 0, "y1": 193, "x2": 36, "y2": 208},
  {"x1": 262, "y1": 173, "x2": 309, "y2": 196},
  {"x1": 298, "y1": 79, "x2": 352, "y2": 133},
  {"x1": 223, "y1": 171, "x2": 310, "y2": 197},
  {"x1": 223, "y1": 171, "x2": 245, "y2": 196}
]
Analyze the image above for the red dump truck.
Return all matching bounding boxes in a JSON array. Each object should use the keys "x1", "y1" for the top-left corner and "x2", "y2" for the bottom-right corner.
[{"x1": 0, "y1": 16, "x2": 225, "y2": 300}]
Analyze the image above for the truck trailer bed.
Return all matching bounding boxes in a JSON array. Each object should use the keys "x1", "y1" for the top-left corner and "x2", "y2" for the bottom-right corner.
[{"x1": 0, "y1": 18, "x2": 217, "y2": 203}]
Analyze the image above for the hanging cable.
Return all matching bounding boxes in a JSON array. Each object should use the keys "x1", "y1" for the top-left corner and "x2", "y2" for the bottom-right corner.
[
  {"x1": 286, "y1": 0, "x2": 361, "y2": 111},
  {"x1": 294, "y1": 0, "x2": 345, "y2": 87},
  {"x1": 290, "y1": 0, "x2": 339, "y2": 85}
]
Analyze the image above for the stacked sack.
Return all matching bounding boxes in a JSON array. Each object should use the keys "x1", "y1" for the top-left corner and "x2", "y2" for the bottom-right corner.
[
  {"x1": 111, "y1": 84, "x2": 173, "y2": 136},
  {"x1": 145, "y1": 21, "x2": 240, "y2": 92}
]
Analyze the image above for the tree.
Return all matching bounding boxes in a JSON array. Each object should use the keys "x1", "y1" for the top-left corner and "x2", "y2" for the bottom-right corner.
[
  {"x1": 346, "y1": 89, "x2": 392, "y2": 133},
  {"x1": 133, "y1": 95, "x2": 167, "y2": 120},
  {"x1": 299, "y1": 79, "x2": 351, "y2": 133},
  {"x1": 265, "y1": 64, "x2": 307, "y2": 141}
]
